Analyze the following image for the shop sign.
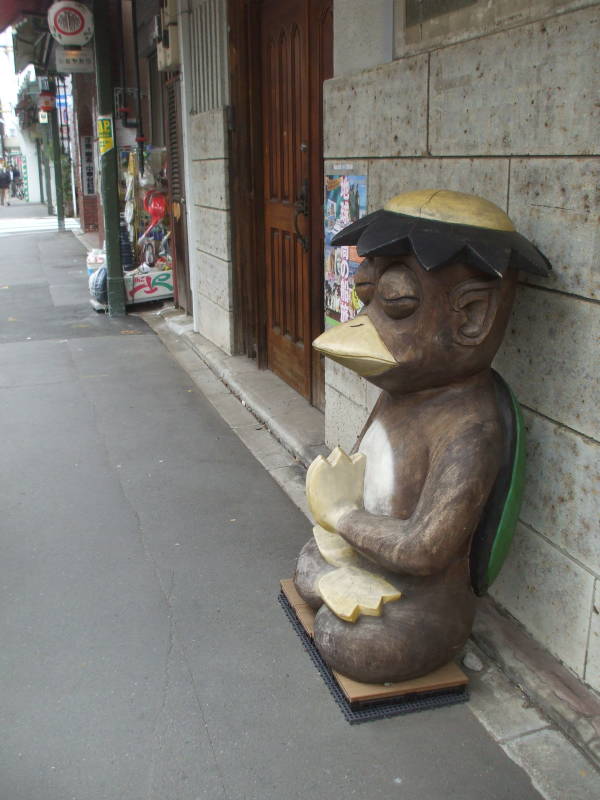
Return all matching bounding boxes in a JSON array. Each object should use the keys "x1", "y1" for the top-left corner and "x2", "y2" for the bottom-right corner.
[
  {"x1": 38, "y1": 111, "x2": 49, "y2": 124},
  {"x1": 324, "y1": 174, "x2": 367, "y2": 328},
  {"x1": 81, "y1": 135, "x2": 95, "y2": 195},
  {"x1": 97, "y1": 116, "x2": 114, "y2": 155},
  {"x1": 38, "y1": 90, "x2": 56, "y2": 112},
  {"x1": 125, "y1": 272, "x2": 174, "y2": 303},
  {"x1": 48, "y1": 2, "x2": 94, "y2": 48},
  {"x1": 56, "y1": 45, "x2": 94, "y2": 73}
]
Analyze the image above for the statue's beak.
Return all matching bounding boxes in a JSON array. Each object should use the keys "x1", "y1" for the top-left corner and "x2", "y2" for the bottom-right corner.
[{"x1": 313, "y1": 316, "x2": 396, "y2": 377}]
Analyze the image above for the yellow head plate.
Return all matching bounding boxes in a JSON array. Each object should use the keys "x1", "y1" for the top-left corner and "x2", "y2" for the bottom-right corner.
[{"x1": 384, "y1": 189, "x2": 515, "y2": 232}]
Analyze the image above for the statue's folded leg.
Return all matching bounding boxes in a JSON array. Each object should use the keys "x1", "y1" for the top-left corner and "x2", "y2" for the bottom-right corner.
[
  {"x1": 313, "y1": 575, "x2": 476, "y2": 684},
  {"x1": 294, "y1": 537, "x2": 335, "y2": 609}
]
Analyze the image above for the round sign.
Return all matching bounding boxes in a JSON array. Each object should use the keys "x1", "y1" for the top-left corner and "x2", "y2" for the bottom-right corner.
[{"x1": 48, "y1": 2, "x2": 94, "y2": 47}]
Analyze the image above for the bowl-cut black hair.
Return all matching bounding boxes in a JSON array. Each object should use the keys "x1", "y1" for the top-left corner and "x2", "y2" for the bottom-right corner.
[{"x1": 331, "y1": 211, "x2": 551, "y2": 278}]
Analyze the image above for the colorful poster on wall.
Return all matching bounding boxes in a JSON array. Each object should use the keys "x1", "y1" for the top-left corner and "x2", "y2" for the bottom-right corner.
[
  {"x1": 324, "y1": 173, "x2": 367, "y2": 328},
  {"x1": 97, "y1": 115, "x2": 114, "y2": 155}
]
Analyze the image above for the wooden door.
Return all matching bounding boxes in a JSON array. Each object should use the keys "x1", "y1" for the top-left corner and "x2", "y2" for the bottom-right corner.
[
  {"x1": 260, "y1": 0, "x2": 332, "y2": 399},
  {"x1": 166, "y1": 78, "x2": 193, "y2": 314}
]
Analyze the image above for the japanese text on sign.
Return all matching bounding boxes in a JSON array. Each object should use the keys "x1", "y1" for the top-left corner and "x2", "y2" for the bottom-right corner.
[{"x1": 81, "y1": 136, "x2": 95, "y2": 195}]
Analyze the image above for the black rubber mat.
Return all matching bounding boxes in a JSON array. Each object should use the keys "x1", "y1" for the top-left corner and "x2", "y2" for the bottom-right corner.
[{"x1": 278, "y1": 590, "x2": 469, "y2": 724}]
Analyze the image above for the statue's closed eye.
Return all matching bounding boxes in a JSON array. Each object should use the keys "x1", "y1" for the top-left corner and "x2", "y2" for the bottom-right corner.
[
  {"x1": 355, "y1": 280, "x2": 375, "y2": 305},
  {"x1": 377, "y1": 265, "x2": 421, "y2": 319},
  {"x1": 354, "y1": 258, "x2": 377, "y2": 305}
]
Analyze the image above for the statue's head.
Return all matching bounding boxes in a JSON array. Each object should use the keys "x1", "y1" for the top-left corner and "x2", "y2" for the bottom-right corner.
[{"x1": 314, "y1": 189, "x2": 551, "y2": 394}]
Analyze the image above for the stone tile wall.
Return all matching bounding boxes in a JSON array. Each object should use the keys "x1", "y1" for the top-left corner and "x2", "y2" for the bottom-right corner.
[
  {"x1": 394, "y1": 0, "x2": 594, "y2": 57},
  {"x1": 187, "y1": 109, "x2": 234, "y2": 354},
  {"x1": 333, "y1": 0, "x2": 394, "y2": 76},
  {"x1": 324, "y1": 3, "x2": 600, "y2": 690}
]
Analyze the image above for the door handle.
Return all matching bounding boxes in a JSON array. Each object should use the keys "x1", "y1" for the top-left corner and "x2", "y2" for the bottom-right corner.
[{"x1": 294, "y1": 178, "x2": 310, "y2": 252}]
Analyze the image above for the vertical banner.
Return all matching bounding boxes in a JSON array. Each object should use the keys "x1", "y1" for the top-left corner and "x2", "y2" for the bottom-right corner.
[
  {"x1": 21, "y1": 157, "x2": 29, "y2": 201},
  {"x1": 324, "y1": 173, "x2": 367, "y2": 328},
  {"x1": 81, "y1": 136, "x2": 95, "y2": 194}
]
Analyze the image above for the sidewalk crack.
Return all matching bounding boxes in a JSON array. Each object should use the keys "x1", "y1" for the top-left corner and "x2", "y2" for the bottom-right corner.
[
  {"x1": 497, "y1": 724, "x2": 552, "y2": 745},
  {"x1": 147, "y1": 569, "x2": 175, "y2": 800}
]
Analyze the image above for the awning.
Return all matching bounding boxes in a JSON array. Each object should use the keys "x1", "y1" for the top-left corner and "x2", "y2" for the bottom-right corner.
[
  {"x1": 12, "y1": 15, "x2": 53, "y2": 72},
  {"x1": 0, "y1": 1, "x2": 50, "y2": 34}
]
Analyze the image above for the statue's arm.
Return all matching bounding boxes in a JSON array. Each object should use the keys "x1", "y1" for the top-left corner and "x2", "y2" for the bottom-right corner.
[{"x1": 337, "y1": 426, "x2": 500, "y2": 576}]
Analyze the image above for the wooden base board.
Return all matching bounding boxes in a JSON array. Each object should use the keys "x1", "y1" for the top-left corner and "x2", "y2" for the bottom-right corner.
[{"x1": 280, "y1": 578, "x2": 468, "y2": 705}]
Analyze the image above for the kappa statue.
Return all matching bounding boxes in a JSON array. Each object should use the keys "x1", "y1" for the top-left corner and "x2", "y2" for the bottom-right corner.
[{"x1": 294, "y1": 189, "x2": 551, "y2": 684}]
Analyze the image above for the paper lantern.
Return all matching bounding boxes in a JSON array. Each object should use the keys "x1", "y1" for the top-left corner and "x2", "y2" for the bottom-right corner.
[{"x1": 48, "y1": 2, "x2": 94, "y2": 48}]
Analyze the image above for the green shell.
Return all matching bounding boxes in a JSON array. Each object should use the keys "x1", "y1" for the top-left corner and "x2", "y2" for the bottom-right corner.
[{"x1": 485, "y1": 384, "x2": 526, "y2": 588}]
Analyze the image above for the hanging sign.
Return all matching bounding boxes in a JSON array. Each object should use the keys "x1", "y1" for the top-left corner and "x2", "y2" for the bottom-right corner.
[
  {"x1": 38, "y1": 90, "x2": 56, "y2": 112},
  {"x1": 56, "y1": 44, "x2": 94, "y2": 73},
  {"x1": 81, "y1": 136, "x2": 95, "y2": 194},
  {"x1": 97, "y1": 116, "x2": 114, "y2": 156},
  {"x1": 324, "y1": 174, "x2": 368, "y2": 329},
  {"x1": 48, "y1": 2, "x2": 94, "y2": 48}
]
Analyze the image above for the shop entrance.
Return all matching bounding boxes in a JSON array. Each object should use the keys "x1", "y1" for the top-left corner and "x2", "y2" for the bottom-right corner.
[{"x1": 229, "y1": 0, "x2": 333, "y2": 406}]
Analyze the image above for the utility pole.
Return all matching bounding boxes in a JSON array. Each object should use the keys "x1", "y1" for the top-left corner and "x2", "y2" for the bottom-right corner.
[
  {"x1": 43, "y1": 127, "x2": 53, "y2": 214},
  {"x1": 36, "y1": 138, "x2": 45, "y2": 203},
  {"x1": 48, "y1": 77, "x2": 65, "y2": 231},
  {"x1": 92, "y1": 0, "x2": 125, "y2": 315}
]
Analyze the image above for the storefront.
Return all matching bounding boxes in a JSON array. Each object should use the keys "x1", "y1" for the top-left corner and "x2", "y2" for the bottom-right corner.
[{"x1": 87, "y1": 0, "x2": 188, "y2": 311}]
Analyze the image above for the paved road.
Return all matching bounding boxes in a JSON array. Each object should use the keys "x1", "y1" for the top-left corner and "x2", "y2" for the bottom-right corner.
[{"x1": 0, "y1": 230, "x2": 542, "y2": 799}]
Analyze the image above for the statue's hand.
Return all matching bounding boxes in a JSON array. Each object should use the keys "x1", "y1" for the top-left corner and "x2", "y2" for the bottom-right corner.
[{"x1": 306, "y1": 447, "x2": 365, "y2": 533}]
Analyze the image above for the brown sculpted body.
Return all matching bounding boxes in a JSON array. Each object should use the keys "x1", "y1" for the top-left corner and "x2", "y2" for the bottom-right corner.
[
  {"x1": 293, "y1": 191, "x2": 550, "y2": 684},
  {"x1": 295, "y1": 253, "x2": 516, "y2": 682},
  {"x1": 296, "y1": 367, "x2": 502, "y2": 682}
]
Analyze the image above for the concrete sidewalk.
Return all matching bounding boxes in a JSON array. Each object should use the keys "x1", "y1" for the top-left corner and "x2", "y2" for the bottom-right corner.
[
  {"x1": 0, "y1": 201, "x2": 80, "y2": 237},
  {"x1": 0, "y1": 230, "x2": 577, "y2": 799}
]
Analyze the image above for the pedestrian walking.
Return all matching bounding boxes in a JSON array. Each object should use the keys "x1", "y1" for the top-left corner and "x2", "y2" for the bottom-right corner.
[
  {"x1": 0, "y1": 164, "x2": 11, "y2": 206},
  {"x1": 10, "y1": 164, "x2": 21, "y2": 198}
]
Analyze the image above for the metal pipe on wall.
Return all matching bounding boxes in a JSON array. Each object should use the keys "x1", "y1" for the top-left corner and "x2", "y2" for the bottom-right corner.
[{"x1": 130, "y1": 0, "x2": 145, "y2": 176}]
